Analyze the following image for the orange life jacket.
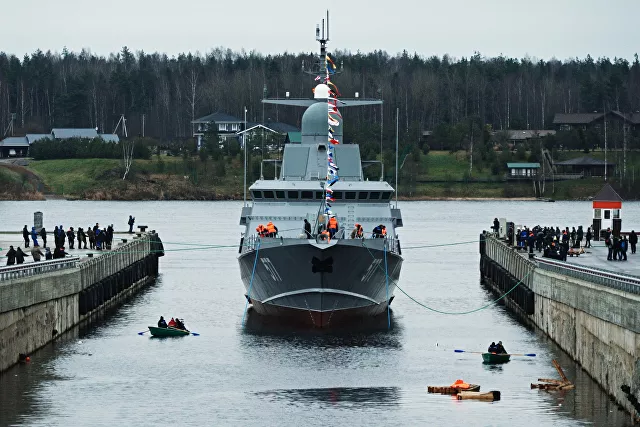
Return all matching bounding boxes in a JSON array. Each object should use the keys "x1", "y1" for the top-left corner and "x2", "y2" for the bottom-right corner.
[
  {"x1": 450, "y1": 379, "x2": 470, "y2": 389},
  {"x1": 381, "y1": 227, "x2": 387, "y2": 236},
  {"x1": 266, "y1": 223, "x2": 276, "y2": 234},
  {"x1": 328, "y1": 217, "x2": 338, "y2": 229},
  {"x1": 320, "y1": 230, "x2": 331, "y2": 242},
  {"x1": 168, "y1": 318, "x2": 176, "y2": 327}
]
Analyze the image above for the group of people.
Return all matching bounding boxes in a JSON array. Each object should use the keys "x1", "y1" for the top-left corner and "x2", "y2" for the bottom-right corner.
[
  {"x1": 7, "y1": 216, "x2": 136, "y2": 266},
  {"x1": 157, "y1": 316, "x2": 187, "y2": 331},
  {"x1": 255, "y1": 221, "x2": 279, "y2": 238},
  {"x1": 604, "y1": 228, "x2": 637, "y2": 261},
  {"x1": 488, "y1": 341, "x2": 507, "y2": 354}
]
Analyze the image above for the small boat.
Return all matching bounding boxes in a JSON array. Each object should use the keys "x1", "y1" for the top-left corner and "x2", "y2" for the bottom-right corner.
[
  {"x1": 482, "y1": 353, "x2": 510, "y2": 364},
  {"x1": 148, "y1": 326, "x2": 190, "y2": 337},
  {"x1": 427, "y1": 384, "x2": 480, "y2": 394}
]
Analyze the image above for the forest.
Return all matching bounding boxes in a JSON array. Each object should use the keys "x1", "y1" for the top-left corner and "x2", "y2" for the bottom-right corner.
[{"x1": 1, "y1": 47, "x2": 640, "y2": 160}]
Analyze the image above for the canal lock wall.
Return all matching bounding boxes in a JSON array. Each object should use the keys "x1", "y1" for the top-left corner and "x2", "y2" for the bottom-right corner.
[
  {"x1": 0, "y1": 233, "x2": 163, "y2": 373},
  {"x1": 479, "y1": 234, "x2": 640, "y2": 418}
]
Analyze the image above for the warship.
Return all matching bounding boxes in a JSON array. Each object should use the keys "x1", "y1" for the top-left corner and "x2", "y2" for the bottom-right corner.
[{"x1": 238, "y1": 13, "x2": 403, "y2": 327}]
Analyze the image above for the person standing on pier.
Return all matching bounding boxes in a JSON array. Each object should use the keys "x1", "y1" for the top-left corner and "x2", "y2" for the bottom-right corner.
[
  {"x1": 620, "y1": 237, "x2": 628, "y2": 261},
  {"x1": 78, "y1": 228, "x2": 87, "y2": 249},
  {"x1": 40, "y1": 227, "x2": 47, "y2": 248},
  {"x1": 606, "y1": 230, "x2": 614, "y2": 261},
  {"x1": 87, "y1": 226, "x2": 95, "y2": 249},
  {"x1": 629, "y1": 231, "x2": 637, "y2": 254},
  {"x1": 31, "y1": 243, "x2": 44, "y2": 262},
  {"x1": 66, "y1": 227, "x2": 75, "y2": 249},
  {"x1": 22, "y1": 225, "x2": 30, "y2": 248},
  {"x1": 585, "y1": 227, "x2": 592, "y2": 248},
  {"x1": 128, "y1": 215, "x2": 135, "y2": 233},
  {"x1": 31, "y1": 227, "x2": 39, "y2": 246},
  {"x1": 577, "y1": 226, "x2": 584, "y2": 248},
  {"x1": 106, "y1": 225, "x2": 114, "y2": 250},
  {"x1": 15, "y1": 247, "x2": 29, "y2": 264},
  {"x1": 5, "y1": 246, "x2": 16, "y2": 265}
]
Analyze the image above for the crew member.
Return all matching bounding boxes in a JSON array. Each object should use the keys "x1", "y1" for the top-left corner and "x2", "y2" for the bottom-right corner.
[
  {"x1": 328, "y1": 215, "x2": 338, "y2": 238},
  {"x1": 350, "y1": 223, "x2": 363, "y2": 239},
  {"x1": 320, "y1": 229, "x2": 331, "y2": 243},
  {"x1": 304, "y1": 219, "x2": 312, "y2": 238},
  {"x1": 266, "y1": 221, "x2": 277, "y2": 238}
]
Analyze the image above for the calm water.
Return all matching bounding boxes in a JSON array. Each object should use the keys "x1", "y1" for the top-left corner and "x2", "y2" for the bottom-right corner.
[{"x1": 0, "y1": 200, "x2": 637, "y2": 427}]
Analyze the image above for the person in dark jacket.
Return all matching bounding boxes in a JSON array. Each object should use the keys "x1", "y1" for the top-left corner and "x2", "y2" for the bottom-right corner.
[
  {"x1": 106, "y1": 225, "x2": 114, "y2": 250},
  {"x1": 527, "y1": 232, "x2": 535, "y2": 254},
  {"x1": 495, "y1": 341, "x2": 507, "y2": 354},
  {"x1": 87, "y1": 227, "x2": 95, "y2": 249},
  {"x1": 576, "y1": 226, "x2": 584, "y2": 247},
  {"x1": 620, "y1": 236, "x2": 628, "y2": 261},
  {"x1": 22, "y1": 225, "x2": 30, "y2": 248},
  {"x1": 128, "y1": 215, "x2": 135, "y2": 233},
  {"x1": 5, "y1": 246, "x2": 16, "y2": 265},
  {"x1": 492, "y1": 218, "x2": 500, "y2": 235},
  {"x1": 53, "y1": 247, "x2": 68, "y2": 259},
  {"x1": 66, "y1": 227, "x2": 75, "y2": 249},
  {"x1": 78, "y1": 227, "x2": 87, "y2": 249},
  {"x1": 31, "y1": 244, "x2": 44, "y2": 262},
  {"x1": 157, "y1": 316, "x2": 168, "y2": 328},
  {"x1": 629, "y1": 230, "x2": 638, "y2": 254},
  {"x1": 488, "y1": 342, "x2": 497, "y2": 353},
  {"x1": 304, "y1": 219, "x2": 312, "y2": 238},
  {"x1": 585, "y1": 227, "x2": 592, "y2": 248},
  {"x1": 40, "y1": 227, "x2": 47, "y2": 248},
  {"x1": 45, "y1": 247, "x2": 53, "y2": 260},
  {"x1": 16, "y1": 247, "x2": 29, "y2": 264}
]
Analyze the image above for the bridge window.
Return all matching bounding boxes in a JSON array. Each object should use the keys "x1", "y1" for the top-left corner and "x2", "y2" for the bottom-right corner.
[
  {"x1": 370, "y1": 191, "x2": 380, "y2": 199},
  {"x1": 263, "y1": 190, "x2": 274, "y2": 199},
  {"x1": 333, "y1": 191, "x2": 343, "y2": 199},
  {"x1": 276, "y1": 191, "x2": 285, "y2": 199},
  {"x1": 345, "y1": 192, "x2": 356, "y2": 200},
  {"x1": 381, "y1": 192, "x2": 392, "y2": 200},
  {"x1": 288, "y1": 191, "x2": 299, "y2": 199},
  {"x1": 252, "y1": 191, "x2": 262, "y2": 199},
  {"x1": 315, "y1": 191, "x2": 324, "y2": 200},
  {"x1": 301, "y1": 191, "x2": 313, "y2": 199}
]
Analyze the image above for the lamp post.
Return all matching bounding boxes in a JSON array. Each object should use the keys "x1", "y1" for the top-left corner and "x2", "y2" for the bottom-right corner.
[{"x1": 244, "y1": 106, "x2": 248, "y2": 206}]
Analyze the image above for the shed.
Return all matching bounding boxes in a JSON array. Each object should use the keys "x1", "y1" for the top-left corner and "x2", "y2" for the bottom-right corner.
[
  {"x1": 0, "y1": 137, "x2": 29, "y2": 157},
  {"x1": 51, "y1": 128, "x2": 99, "y2": 139},
  {"x1": 555, "y1": 156, "x2": 613, "y2": 177},
  {"x1": 592, "y1": 184, "x2": 622, "y2": 239}
]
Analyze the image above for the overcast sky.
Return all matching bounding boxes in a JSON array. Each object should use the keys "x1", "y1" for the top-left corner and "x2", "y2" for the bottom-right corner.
[{"x1": 2, "y1": 0, "x2": 639, "y2": 61}]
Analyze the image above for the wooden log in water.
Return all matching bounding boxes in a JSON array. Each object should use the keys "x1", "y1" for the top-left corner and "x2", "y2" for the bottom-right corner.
[
  {"x1": 552, "y1": 359, "x2": 570, "y2": 383},
  {"x1": 531, "y1": 383, "x2": 573, "y2": 390},
  {"x1": 537, "y1": 378, "x2": 566, "y2": 385},
  {"x1": 457, "y1": 391, "x2": 500, "y2": 401},
  {"x1": 427, "y1": 384, "x2": 480, "y2": 394}
]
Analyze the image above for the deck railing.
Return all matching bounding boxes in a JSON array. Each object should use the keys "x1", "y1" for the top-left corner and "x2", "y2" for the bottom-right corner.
[
  {"x1": 0, "y1": 257, "x2": 80, "y2": 281},
  {"x1": 536, "y1": 257, "x2": 640, "y2": 295}
]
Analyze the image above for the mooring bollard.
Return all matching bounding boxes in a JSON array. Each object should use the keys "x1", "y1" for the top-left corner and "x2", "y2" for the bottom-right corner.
[
  {"x1": 87, "y1": 253, "x2": 94, "y2": 258},
  {"x1": 138, "y1": 225, "x2": 148, "y2": 233},
  {"x1": 121, "y1": 239, "x2": 128, "y2": 244}
]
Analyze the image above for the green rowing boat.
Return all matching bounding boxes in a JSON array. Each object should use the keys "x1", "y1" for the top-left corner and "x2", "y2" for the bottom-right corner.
[
  {"x1": 482, "y1": 353, "x2": 511, "y2": 364},
  {"x1": 148, "y1": 326, "x2": 190, "y2": 337}
]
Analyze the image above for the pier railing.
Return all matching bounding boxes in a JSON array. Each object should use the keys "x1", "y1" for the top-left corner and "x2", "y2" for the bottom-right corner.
[
  {"x1": 484, "y1": 234, "x2": 536, "y2": 287},
  {"x1": 0, "y1": 257, "x2": 81, "y2": 281},
  {"x1": 536, "y1": 257, "x2": 640, "y2": 295}
]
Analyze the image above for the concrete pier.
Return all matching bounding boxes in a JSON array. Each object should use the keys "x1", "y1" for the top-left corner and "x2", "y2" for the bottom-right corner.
[
  {"x1": 0, "y1": 231, "x2": 163, "y2": 373},
  {"x1": 480, "y1": 233, "x2": 640, "y2": 419}
]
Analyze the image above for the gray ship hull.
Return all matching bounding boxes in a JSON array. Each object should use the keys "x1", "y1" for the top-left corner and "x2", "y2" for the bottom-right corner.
[{"x1": 238, "y1": 238, "x2": 402, "y2": 327}]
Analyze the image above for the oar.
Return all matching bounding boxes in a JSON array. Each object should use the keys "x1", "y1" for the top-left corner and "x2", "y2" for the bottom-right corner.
[
  {"x1": 137, "y1": 330, "x2": 149, "y2": 335},
  {"x1": 454, "y1": 349, "x2": 536, "y2": 357},
  {"x1": 190, "y1": 332, "x2": 200, "y2": 336}
]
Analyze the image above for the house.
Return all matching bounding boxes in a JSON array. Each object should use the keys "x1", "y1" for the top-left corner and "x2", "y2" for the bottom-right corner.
[
  {"x1": 499, "y1": 130, "x2": 556, "y2": 145},
  {"x1": 554, "y1": 156, "x2": 614, "y2": 177},
  {"x1": 52, "y1": 128, "x2": 99, "y2": 139},
  {"x1": 26, "y1": 134, "x2": 52, "y2": 144},
  {"x1": 506, "y1": 162, "x2": 540, "y2": 179},
  {"x1": 552, "y1": 111, "x2": 640, "y2": 132},
  {"x1": 0, "y1": 137, "x2": 29, "y2": 157}
]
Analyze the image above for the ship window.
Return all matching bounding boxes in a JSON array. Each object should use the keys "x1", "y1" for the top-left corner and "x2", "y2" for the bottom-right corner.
[
  {"x1": 358, "y1": 192, "x2": 368, "y2": 200},
  {"x1": 315, "y1": 191, "x2": 324, "y2": 200},
  {"x1": 381, "y1": 192, "x2": 392, "y2": 200},
  {"x1": 333, "y1": 191, "x2": 343, "y2": 199},
  {"x1": 276, "y1": 191, "x2": 285, "y2": 199},
  {"x1": 253, "y1": 191, "x2": 262, "y2": 199},
  {"x1": 301, "y1": 191, "x2": 313, "y2": 199},
  {"x1": 345, "y1": 192, "x2": 356, "y2": 200},
  {"x1": 288, "y1": 191, "x2": 299, "y2": 199},
  {"x1": 370, "y1": 191, "x2": 380, "y2": 199},
  {"x1": 263, "y1": 190, "x2": 274, "y2": 199}
]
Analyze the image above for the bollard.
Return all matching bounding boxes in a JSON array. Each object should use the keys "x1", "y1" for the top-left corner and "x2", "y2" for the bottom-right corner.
[
  {"x1": 87, "y1": 253, "x2": 94, "y2": 258},
  {"x1": 121, "y1": 239, "x2": 128, "y2": 243}
]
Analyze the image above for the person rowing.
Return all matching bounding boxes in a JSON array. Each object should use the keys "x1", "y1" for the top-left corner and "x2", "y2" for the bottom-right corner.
[
  {"x1": 495, "y1": 341, "x2": 507, "y2": 354},
  {"x1": 157, "y1": 316, "x2": 168, "y2": 328},
  {"x1": 174, "y1": 317, "x2": 187, "y2": 331}
]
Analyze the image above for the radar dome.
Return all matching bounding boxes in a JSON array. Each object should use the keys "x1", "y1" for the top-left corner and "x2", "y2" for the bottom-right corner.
[
  {"x1": 301, "y1": 101, "x2": 343, "y2": 143},
  {"x1": 313, "y1": 83, "x2": 331, "y2": 99}
]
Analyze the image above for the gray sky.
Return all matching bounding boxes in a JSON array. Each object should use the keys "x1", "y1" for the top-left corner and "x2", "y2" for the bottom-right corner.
[{"x1": 3, "y1": 0, "x2": 639, "y2": 61}]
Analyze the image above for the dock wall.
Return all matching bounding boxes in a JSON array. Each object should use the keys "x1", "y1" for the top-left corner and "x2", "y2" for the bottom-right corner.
[
  {"x1": 0, "y1": 233, "x2": 163, "y2": 373},
  {"x1": 480, "y1": 234, "x2": 640, "y2": 418}
]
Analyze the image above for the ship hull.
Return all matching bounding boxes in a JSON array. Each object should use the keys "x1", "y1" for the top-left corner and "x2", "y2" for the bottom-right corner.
[{"x1": 238, "y1": 238, "x2": 402, "y2": 327}]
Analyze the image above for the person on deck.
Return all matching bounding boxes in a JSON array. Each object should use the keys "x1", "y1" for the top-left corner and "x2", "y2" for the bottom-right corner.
[
  {"x1": 266, "y1": 221, "x2": 277, "y2": 238},
  {"x1": 492, "y1": 218, "x2": 500, "y2": 235},
  {"x1": 328, "y1": 215, "x2": 338, "y2": 238},
  {"x1": 304, "y1": 219, "x2": 312, "y2": 238},
  {"x1": 40, "y1": 227, "x2": 47, "y2": 248},
  {"x1": 495, "y1": 341, "x2": 507, "y2": 354},
  {"x1": 372, "y1": 225, "x2": 383, "y2": 238},
  {"x1": 128, "y1": 215, "x2": 135, "y2": 233},
  {"x1": 5, "y1": 246, "x2": 16, "y2": 266},
  {"x1": 629, "y1": 230, "x2": 638, "y2": 254},
  {"x1": 168, "y1": 317, "x2": 176, "y2": 328},
  {"x1": 351, "y1": 223, "x2": 364, "y2": 239},
  {"x1": 15, "y1": 247, "x2": 29, "y2": 265},
  {"x1": 22, "y1": 225, "x2": 30, "y2": 248},
  {"x1": 31, "y1": 244, "x2": 44, "y2": 262},
  {"x1": 158, "y1": 316, "x2": 168, "y2": 328},
  {"x1": 488, "y1": 342, "x2": 497, "y2": 353}
]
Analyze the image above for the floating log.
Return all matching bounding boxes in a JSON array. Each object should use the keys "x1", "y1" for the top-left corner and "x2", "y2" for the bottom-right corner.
[
  {"x1": 552, "y1": 359, "x2": 570, "y2": 383},
  {"x1": 537, "y1": 378, "x2": 566, "y2": 385},
  {"x1": 428, "y1": 384, "x2": 480, "y2": 394},
  {"x1": 531, "y1": 383, "x2": 574, "y2": 390},
  {"x1": 457, "y1": 391, "x2": 501, "y2": 401},
  {"x1": 531, "y1": 360, "x2": 574, "y2": 391}
]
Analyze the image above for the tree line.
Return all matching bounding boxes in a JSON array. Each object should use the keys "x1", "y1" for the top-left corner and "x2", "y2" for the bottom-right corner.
[{"x1": 1, "y1": 47, "x2": 640, "y2": 156}]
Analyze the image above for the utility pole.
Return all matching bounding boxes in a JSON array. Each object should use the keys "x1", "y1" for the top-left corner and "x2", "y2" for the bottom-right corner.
[
  {"x1": 469, "y1": 120, "x2": 474, "y2": 176},
  {"x1": 142, "y1": 114, "x2": 146, "y2": 138},
  {"x1": 243, "y1": 106, "x2": 248, "y2": 207},
  {"x1": 395, "y1": 107, "x2": 399, "y2": 208},
  {"x1": 604, "y1": 105, "x2": 607, "y2": 181}
]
